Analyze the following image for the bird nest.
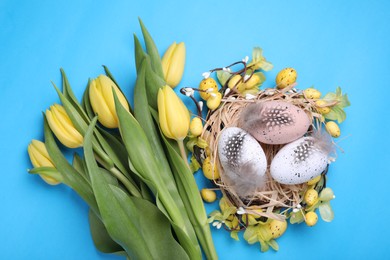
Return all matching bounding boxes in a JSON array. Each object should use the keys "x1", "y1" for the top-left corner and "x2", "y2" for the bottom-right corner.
[{"x1": 201, "y1": 87, "x2": 326, "y2": 221}]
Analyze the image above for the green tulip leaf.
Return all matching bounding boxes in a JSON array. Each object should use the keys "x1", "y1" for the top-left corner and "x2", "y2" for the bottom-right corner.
[
  {"x1": 88, "y1": 209, "x2": 124, "y2": 254},
  {"x1": 28, "y1": 166, "x2": 63, "y2": 183},
  {"x1": 81, "y1": 83, "x2": 96, "y2": 120},
  {"x1": 60, "y1": 68, "x2": 90, "y2": 123},
  {"x1": 133, "y1": 34, "x2": 148, "y2": 74},
  {"x1": 84, "y1": 117, "x2": 189, "y2": 260},
  {"x1": 144, "y1": 56, "x2": 166, "y2": 110},
  {"x1": 149, "y1": 108, "x2": 217, "y2": 260},
  {"x1": 319, "y1": 202, "x2": 334, "y2": 222},
  {"x1": 42, "y1": 114, "x2": 98, "y2": 212},
  {"x1": 115, "y1": 92, "x2": 201, "y2": 259}
]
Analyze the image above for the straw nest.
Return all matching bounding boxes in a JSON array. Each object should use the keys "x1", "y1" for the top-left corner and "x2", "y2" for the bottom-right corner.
[{"x1": 201, "y1": 87, "x2": 324, "y2": 221}]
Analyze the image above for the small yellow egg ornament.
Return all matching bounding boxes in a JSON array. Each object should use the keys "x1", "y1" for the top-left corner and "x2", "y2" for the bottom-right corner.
[
  {"x1": 202, "y1": 157, "x2": 220, "y2": 180},
  {"x1": 276, "y1": 68, "x2": 297, "y2": 89},
  {"x1": 325, "y1": 121, "x2": 341, "y2": 137},
  {"x1": 201, "y1": 189, "x2": 217, "y2": 203},
  {"x1": 199, "y1": 78, "x2": 218, "y2": 100}
]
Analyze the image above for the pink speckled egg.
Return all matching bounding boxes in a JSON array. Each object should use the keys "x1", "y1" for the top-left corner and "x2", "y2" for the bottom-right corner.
[{"x1": 238, "y1": 100, "x2": 311, "y2": 144}]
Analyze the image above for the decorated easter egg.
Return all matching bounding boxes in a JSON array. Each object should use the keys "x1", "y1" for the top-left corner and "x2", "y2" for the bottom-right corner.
[
  {"x1": 239, "y1": 100, "x2": 311, "y2": 145},
  {"x1": 270, "y1": 136, "x2": 329, "y2": 185},
  {"x1": 218, "y1": 127, "x2": 267, "y2": 197}
]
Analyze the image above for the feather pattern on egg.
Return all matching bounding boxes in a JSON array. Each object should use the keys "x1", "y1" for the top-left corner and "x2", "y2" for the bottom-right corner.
[
  {"x1": 238, "y1": 100, "x2": 311, "y2": 144},
  {"x1": 270, "y1": 130, "x2": 335, "y2": 185},
  {"x1": 218, "y1": 127, "x2": 267, "y2": 197}
]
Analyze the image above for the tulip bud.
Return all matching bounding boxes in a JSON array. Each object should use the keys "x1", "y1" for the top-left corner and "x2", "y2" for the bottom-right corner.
[
  {"x1": 158, "y1": 85, "x2": 190, "y2": 141},
  {"x1": 27, "y1": 140, "x2": 60, "y2": 185},
  {"x1": 89, "y1": 75, "x2": 130, "y2": 128},
  {"x1": 161, "y1": 42, "x2": 186, "y2": 88},
  {"x1": 46, "y1": 104, "x2": 83, "y2": 148}
]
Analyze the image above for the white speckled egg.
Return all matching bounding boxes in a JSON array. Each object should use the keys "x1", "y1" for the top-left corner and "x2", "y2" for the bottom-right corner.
[
  {"x1": 270, "y1": 136, "x2": 328, "y2": 185},
  {"x1": 218, "y1": 127, "x2": 267, "y2": 197},
  {"x1": 239, "y1": 100, "x2": 311, "y2": 144}
]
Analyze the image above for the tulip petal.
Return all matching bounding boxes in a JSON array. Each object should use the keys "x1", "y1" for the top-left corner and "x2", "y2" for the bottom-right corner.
[
  {"x1": 51, "y1": 106, "x2": 83, "y2": 145},
  {"x1": 46, "y1": 109, "x2": 82, "y2": 148},
  {"x1": 163, "y1": 86, "x2": 189, "y2": 140},
  {"x1": 166, "y1": 42, "x2": 185, "y2": 88},
  {"x1": 89, "y1": 80, "x2": 117, "y2": 128},
  {"x1": 157, "y1": 88, "x2": 174, "y2": 139},
  {"x1": 161, "y1": 42, "x2": 177, "y2": 80}
]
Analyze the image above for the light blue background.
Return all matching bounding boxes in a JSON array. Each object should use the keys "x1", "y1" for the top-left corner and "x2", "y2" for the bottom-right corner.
[{"x1": 1, "y1": 0, "x2": 389, "y2": 259}]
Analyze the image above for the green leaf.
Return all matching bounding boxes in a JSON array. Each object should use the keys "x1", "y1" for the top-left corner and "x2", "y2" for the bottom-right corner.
[
  {"x1": 115, "y1": 92, "x2": 202, "y2": 259},
  {"x1": 138, "y1": 18, "x2": 164, "y2": 79},
  {"x1": 103, "y1": 65, "x2": 133, "y2": 114},
  {"x1": 72, "y1": 153, "x2": 90, "y2": 185},
  {"x1": 319, "y1": 187, "x2": 335, "y2": 202},
  {"x1": 60, "y1": 69, "x2": 90, "y2": 123},
  {"x1": 190, "y1": 156, "x2": 201, "y2": 173},
  {"x1": 88, "y1": 209, "x2": 124, "y2": 254},
  {"x1": 81, "y1": 82, "x2": 96, "y2": 120},
  {"x1": 144, "y1": 57, "x2": 165, "y2": 110},
  {"x1": 248, "y1": 47, "x2": 273, "y2": 71},
  {"x1": 84, "y1": 117, "x2": 189, "y2": 259},
  {"x1": 28, "y1": 167, "x2": 63, "y2": 183},
  {"x1": 134, "y1": 34, "x2": 148, "y2": 74},
  {"x1": 319, "y1": 202, "x2": 334, "y2": 222},
  {"x1": 324, "y1": 105, "x2": 347, "y2": 123},
  {"x1": 216, "y1": 70, "x2": 231, "y2": 87},
  {"x1": 150, "y1": 108, "x2": 217, "y2": 260},
  {"x1": 42, "y1": 115, "x2": 98, "y2": 212},
  {"x1": 289, "y1": 210, "x2": 304, "y2": 224}
]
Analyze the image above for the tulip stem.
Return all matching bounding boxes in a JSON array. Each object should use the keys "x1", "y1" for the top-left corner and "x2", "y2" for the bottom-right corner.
[
  {"x1": 177, "y1": 140, "x2": 190, "y2": 169},
  {"x1": 109, "y1": 167, "x2": 142, "y2": 198}
]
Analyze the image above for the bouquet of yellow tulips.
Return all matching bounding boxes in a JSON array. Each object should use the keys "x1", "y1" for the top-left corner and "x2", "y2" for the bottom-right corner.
[{"x1": 27, "y1": 19, "x2": 217, "y2": 260}]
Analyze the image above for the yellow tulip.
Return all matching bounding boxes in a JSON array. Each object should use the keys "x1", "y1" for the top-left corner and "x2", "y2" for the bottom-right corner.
[
  {"x1": 89, "y1": 75, "x2": 130, "y2": 128},
  {"x1": 161, "y1": 42, "x2": 186, "y2": 88},
  {"x1": 46, "y1": 104, "x2": 83, "y2": 148},
  {"x1": 27, "y1": 140, "x2": 60, "y2": 185},
  {"x1": 158, "y1": 85, "x2": 190, "y2": 141}
]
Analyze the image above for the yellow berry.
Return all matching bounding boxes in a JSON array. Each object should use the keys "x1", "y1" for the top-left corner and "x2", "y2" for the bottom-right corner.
[
  {"x1": 189, "y1": 117, "x2": 203, "y2": 136},
  {"x1": 305, "y1": 212, "x2": 318, "y2": 226},
  {"x1": 315, "y1": 100, "x2": 331, "y2": 114},
  {"x1": 304, "y1": 189, "x2": 319, "y2": 206},
  {"x1": 304, "y1": 88, "x2": 322, "y2": 99},
  {"x1": 276, "y1": 68, "x2": 297, "y2": 89},
  {"x1": 325, "y1": 121, "x2": 341, "y2": 138},
  {"x1": 268, "y1": 219, "x2": 287, "y2": 239},
  {"x1": 201, "y1": 189, "x2": 217, "y2": 203},
  {"x1": 307, "y1": 175, "x2": 322, "y2": 185},
  {"x1": 206, "y1": 92, "x2": 222, "y2": 110},
  {"x1": 202, "y1": 157, "x2": 220, "y2": 180},
  {"x1": 199, "y1": 78, "x2": 218, "y2": 100}
]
